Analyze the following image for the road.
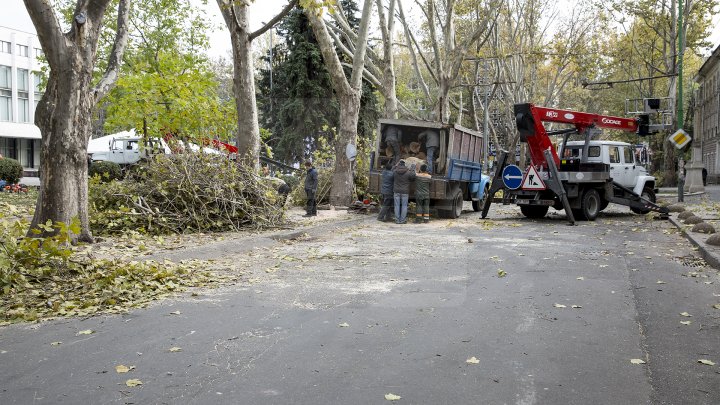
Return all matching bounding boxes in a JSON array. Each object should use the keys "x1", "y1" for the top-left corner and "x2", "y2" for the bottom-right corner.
[{"x1": 1, "y1": 204, "x2": 719, "y2": 404}]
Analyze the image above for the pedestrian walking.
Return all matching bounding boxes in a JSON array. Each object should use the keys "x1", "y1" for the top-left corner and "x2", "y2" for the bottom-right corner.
[
  {"x1": 377, "y1": 162, "x2": 395, "y2": 222},
  {"x1": 418, "y1": 129, "x2": 439, "y2": 174},
  {"x1": 414, "y1": 164, "x2": 431, "y2": 223},
  {"x1": 303, "y1": 160, "x2": 318, "y2": 217},
  {"x1": 384, "y1": 125, "x2": 403, "y2": 166},
  {"x1": 677, "y1": 159, "x2": 685, "y2": 203},
  {"x1": 393, "y1": 160, "x2": 416, "y2": 224}
]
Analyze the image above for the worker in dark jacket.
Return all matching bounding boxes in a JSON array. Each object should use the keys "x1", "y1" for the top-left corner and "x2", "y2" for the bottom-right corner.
[
  {"x1": 418, "y1": 129, "x2": 439, "y2": 174},
  {"x1": 414, "y1": 164, "x2": 432, "y2": 223},
  {"x1": 393, "y1": 160, "x2": 416, "y2": 224},
  {"x1": 377, "y1": 163, "x2": 395, "y2": 222},
  {"x1": 384, "y1": 125, "x2": 402, "y2": 166},
  {"x1": 303, "y1": 160, "x2": 318, "y2": 217}
]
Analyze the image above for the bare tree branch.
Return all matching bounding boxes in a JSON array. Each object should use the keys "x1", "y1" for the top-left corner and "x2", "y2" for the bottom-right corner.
[
  {"x1": 249, "y1": 0, "x2": 298, "y2": 42},
  {"x1": 94, "y1": 0, "x2": 131, "y2": 102}
]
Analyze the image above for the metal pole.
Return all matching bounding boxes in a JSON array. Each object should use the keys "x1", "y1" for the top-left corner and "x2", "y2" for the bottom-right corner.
[
  {"x1": 677, "y1": 0, "x2": 684, "y2": 128},
  {"x1": 483, "y1": 89, "x2": 490, "y2": 174},
  {"x1": 677, "y1": 0, "x2": 685, "y2": 200}
]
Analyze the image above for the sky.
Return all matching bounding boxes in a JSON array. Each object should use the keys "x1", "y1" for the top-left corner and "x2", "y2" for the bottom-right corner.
[{"x1": 2, "y1": 0, "x2": 719, "y2": 60}]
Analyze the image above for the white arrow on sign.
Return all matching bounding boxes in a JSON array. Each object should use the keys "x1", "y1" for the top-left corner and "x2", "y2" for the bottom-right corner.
[{"x1": 504, "y1": 174, "x2": 523, "y2": 181}]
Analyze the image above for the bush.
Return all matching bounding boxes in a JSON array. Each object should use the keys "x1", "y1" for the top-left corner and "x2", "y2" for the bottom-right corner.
[
  {"x1": 89, "y1": 161, "x2": 122, "y2": 182},
  {"x1": 0, "y1": 158, "x2": 23, "y2": 184}
]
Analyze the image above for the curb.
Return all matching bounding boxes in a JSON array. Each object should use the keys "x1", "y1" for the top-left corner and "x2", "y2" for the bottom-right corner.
[{"x1": 668, "y1": 215, "x2": 720, "y2": 270}]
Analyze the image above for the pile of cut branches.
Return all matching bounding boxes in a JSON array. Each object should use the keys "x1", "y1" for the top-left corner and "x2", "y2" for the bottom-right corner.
[{"x1": 90, "y1": 153, "x2": 285, "y2": 235}]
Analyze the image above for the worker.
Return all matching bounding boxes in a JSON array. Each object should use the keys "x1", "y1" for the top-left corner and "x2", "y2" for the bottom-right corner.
[
  {"x1": 414, "y1": 164, "x2": 431, "y2": 223},
  {"x1": 418, "y1": 129, "x2": 439, "y2": 174},
  {"x1": 303, "y1": 160, "x2": 318, "y2": 217},
  {"x1": 377, "y1": 162, "x2": 395, "y2": 222},
  {"x1": 392, "y1": 160, "x2": 416, "y2": 224},
  {"x1": 383, "y1": 124, "x2": 402, "y2": 166}
]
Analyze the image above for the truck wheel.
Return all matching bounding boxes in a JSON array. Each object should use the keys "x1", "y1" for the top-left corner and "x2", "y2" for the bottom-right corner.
[
  {"x1": 520, "y1": 205, "x2": 549, "y2": 219},
  {"x1": 631, "y1": 187, "x2": 656, "y2": 214},
  {"x1": 450, "y1": 188, "x2": 464, "y2": 218},
  {"x1": 472, "y1": 184, "x2": 490, "y2": 212},
  {"x1": 579, "y1": 188, "x2": 600, "y2": 221}
]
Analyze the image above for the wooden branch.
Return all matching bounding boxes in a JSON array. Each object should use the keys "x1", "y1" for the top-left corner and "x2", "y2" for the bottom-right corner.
[
  {"x1": 22, "y1": 0, "x2": 68, "y2": 66},
  {"x1": 349, "y1": 0, "x2": 374, "y2": 90},
  {"x1": 249, "y1": 0, "x2": 298, "y2": 42},
  {"x1": 304, "y1": 6, "x2": 352, "y2": 96},
  {"x1": 397, "y1": 0, "x2": 433, "y2": 99},
  {"x1": 93, "y1": 0, "x2": 131, "y2": 102}
]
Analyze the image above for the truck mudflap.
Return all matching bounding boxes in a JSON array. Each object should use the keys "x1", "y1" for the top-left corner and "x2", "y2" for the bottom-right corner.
[{"x1": 610, "y1": 182, "x2": 669, "y2": 218}]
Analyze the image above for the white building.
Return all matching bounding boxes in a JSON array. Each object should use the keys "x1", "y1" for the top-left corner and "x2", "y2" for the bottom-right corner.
[{"x1": 0, "y1": 25, "x2": 43, "y2": 175}]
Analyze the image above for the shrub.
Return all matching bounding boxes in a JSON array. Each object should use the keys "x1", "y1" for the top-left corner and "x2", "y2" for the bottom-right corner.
[
  {"x1": 0, "y1": 158, "x2": 23, "y2": 184},
  {"x1": 89, "y1": 161, "x2": 122, "y2": 182}
]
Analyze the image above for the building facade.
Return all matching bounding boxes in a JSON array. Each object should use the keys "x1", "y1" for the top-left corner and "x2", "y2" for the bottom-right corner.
[
  {"x1": 694, "y1": 44, "x2": 720, "y2": 182},
  {"x1": 0, "y1": 25, "x2": 43, "y2": 176}
]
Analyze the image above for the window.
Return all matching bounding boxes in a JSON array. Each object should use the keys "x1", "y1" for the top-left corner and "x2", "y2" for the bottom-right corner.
[
  {"x1": 0, "y1": 41, "x2": 10, "y2": 54},
  {"x1": 562, "y1": 146, "x2": 600, "y2": 159},
  {"x1": 17, "y1": 44, "x2": 28, "y2": 57},
  {"x1": 609, "y1": 146, "x2": 620, "y2": 163},
  {"x1": 33, "y1": 72, "x2": 43, "y2": 108},
  {"x1": 17, "y1": 69, "x2": 29, "y2": 122},
  {"x1": 0, "y1": 138, "x2": 17, "y2": 160},
  {"x1": 623, "y1": 147, "x2": 633, "y2": 164},
  {"x1": 0, "y1": 65, "x2": 11, "y2": 121},
  {"x1": 35, "y1": 48, "x2": 43, "y2": 58}
]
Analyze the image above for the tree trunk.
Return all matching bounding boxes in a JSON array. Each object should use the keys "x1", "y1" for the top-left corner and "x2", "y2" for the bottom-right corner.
[
  {"x1": 225, "y1": 6, "x2": 260, "y2": 166},
  {"x1": 331, "y1": 93, "x2": 361, "y2": 205},
  {"x1": 31, "y1": 63, "x2": 95, "y2": 240}
]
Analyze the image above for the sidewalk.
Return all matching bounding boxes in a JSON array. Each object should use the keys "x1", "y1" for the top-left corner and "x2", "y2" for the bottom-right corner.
[{"x1": 660, "y1": 185, "x2": 720, "y2": 269}]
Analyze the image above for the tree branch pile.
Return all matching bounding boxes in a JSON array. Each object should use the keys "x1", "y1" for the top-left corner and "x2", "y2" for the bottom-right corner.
[{"x1": 90, "y1": 153, "x2": 286, "y2": 235}]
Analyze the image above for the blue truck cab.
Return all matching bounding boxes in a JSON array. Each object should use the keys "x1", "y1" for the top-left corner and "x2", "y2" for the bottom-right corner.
[{"x1": 368, "y1": 119, "x2": 490, "y2": 218}]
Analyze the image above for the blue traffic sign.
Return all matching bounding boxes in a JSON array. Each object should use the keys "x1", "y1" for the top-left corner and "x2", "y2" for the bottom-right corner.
[{"x1": 502, "y1": 165, "x2": 523, "y2": 189}]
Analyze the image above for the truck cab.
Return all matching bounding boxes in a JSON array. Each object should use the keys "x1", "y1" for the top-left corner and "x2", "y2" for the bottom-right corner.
[
  {"x1": 560, "y1": 141, "x2": 656, "y2": 198},
  {"x1": 89, "y1": 136, "x2": 167, "y2": 167}
]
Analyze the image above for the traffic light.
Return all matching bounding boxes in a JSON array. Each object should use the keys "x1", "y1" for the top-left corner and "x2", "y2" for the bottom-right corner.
[{"x1": 637, "y1": 114, "x2": 651, "y2": 136}]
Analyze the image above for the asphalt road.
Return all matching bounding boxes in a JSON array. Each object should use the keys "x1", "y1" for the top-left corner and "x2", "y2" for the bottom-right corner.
[{"x1": 1, "y1": 204, "x2": 719, "y2": 405}]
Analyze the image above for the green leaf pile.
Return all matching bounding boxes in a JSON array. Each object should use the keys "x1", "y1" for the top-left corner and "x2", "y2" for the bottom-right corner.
[{"x1": 0, "y1": 217, "x2": 221, "y2": 325}]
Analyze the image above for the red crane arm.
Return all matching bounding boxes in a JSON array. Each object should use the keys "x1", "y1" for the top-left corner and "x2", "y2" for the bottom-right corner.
[{"x1": 514, "y1": 103, "x2": 640, "y2": 169}]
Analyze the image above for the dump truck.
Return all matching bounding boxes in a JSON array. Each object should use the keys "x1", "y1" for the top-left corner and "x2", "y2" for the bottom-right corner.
[{"x1": 368, "y1": 119, "x2": 491, "y2": 218}]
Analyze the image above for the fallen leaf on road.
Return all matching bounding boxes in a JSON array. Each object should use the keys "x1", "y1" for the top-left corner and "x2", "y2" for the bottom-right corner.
[
  {"x1": 50, "y1": 341, "x2": 62, "y2": 346},
  {"x1": 656, "y1": 280, "x2": 666, "y2": 284},
  {"x1": 680, "y1": 321, "x2": 692, "y2": 325},
  {"x1": 553, "y1": 304, "x2": 566, "y2": 308},
  {"x1": 704, "y1": 281, "x2": 713, "y2": 285},
  {"x1": 630, "y1": 359, "x2": 646, "y2": 365},
  {"x1": 467, "y1": 238, "x2": 473, "y2": 243},
  {"x1": 115, "y1": 365, "x2": 135, "y2": 373},
  {"x1": 680, "y1": 312, "x2": 692, "y2": 317},
  {"x1": 77, "y1": 330, "x2": 94, "y2": 335},
  {"x1": 169, "y1": 347, "x2": 182, "y2": 352},
  {"x1": 338, "y1": 322, "x2": 350, "y2": 328},
  {"x1": 169, "y1": 311, "x2": 182, "y2": 315},
  {"x1": 571, "y1": 305, "x2": 582, "y2": 309},
  {"x1": 385, "y1": 393, "x2": 402, "y2": 401},
  {"x1": 712, "y1": 304, "x2": 720, "y2": 310},
  {"x1": 497, "y1": 270, "x2": 507, "y2": 278},
  {"x1": 466, "y1": 357, "x2": 480, "y2": 364},
  {"x1": 576, "y1": 277, "x2": 584, "y2": 281},
  {"x1": 698, "y1": 359, "x2": 716, "y2": 366},
  {"x1": 125, "y1": 379, "x2": 143, "y2": 387}
]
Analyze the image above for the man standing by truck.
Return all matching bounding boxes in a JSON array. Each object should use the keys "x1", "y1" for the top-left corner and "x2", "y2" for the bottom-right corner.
[
  {"x1": 377, "y1": 163, "x2": 395, "y2": 222},
  {"x1": 418, "y1": 129, "x2": 439, "y2": 174},
  {"x1": 415, "y1": 164, "x2": 432, "y2": 223},
  {"x1": 393, "y1": 160, "x2": 416, "y2": 224},
  {"x1": 384, "y1": 125, "x2": 403, "y2": 166},
  {"x1": 303, "y1": 160, "x2": 318, "y2": 217}
]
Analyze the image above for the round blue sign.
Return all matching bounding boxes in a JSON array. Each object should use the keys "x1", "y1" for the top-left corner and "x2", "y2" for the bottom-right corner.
[{"x1": 502, "y1": 165, "x2": 523, "y2": 190}]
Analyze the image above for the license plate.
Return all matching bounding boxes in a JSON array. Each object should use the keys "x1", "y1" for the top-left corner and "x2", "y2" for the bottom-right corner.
[{"x1": 516, "y1": 199, "x2": 530, "y2": 205}]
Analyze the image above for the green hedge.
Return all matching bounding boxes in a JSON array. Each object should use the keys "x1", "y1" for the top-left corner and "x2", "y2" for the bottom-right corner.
[
  {"x1": 0, "y1": 158, "x2": 23, "y2": 184},
  {"x1": 89, "y1": 161, "x2": 122, "y2": 182}
]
